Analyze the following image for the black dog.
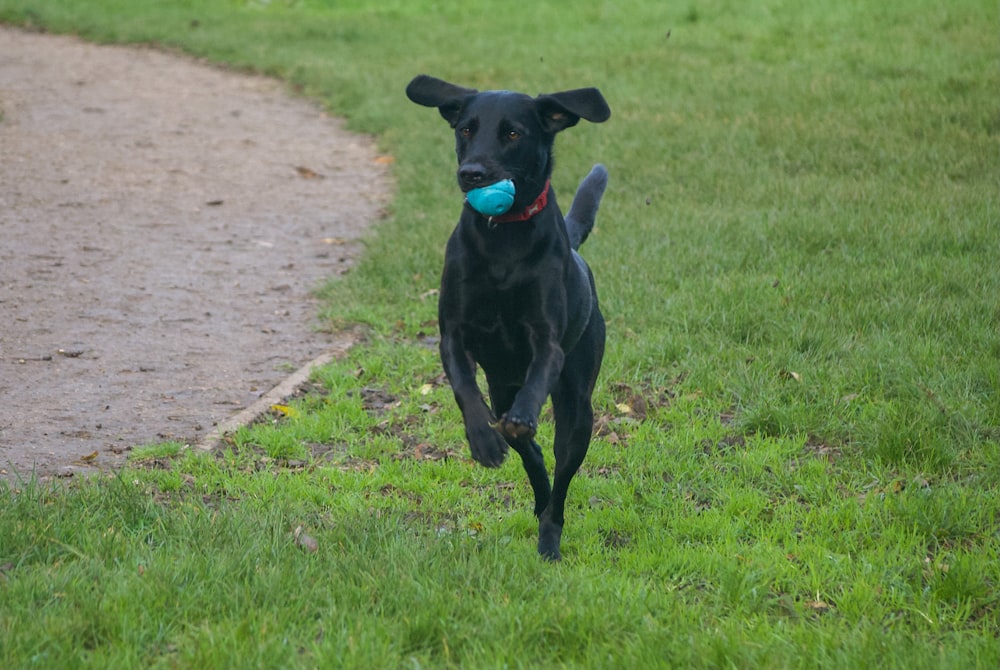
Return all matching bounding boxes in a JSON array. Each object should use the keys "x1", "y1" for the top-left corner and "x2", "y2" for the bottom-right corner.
[{"x1": 406, "y1": 74, "x2": 610, "y2": 560}]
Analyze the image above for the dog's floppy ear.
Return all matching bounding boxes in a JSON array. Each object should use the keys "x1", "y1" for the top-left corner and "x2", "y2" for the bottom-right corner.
[
  {"x1": 406, "y1": 75, "x2": 478, "y2": 126},
  {"x1": 535, "y1": 88, "x2": 611, "y2": 134}
]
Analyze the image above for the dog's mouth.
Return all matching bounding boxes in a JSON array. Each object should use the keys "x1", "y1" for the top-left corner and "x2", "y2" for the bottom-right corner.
[
  {"x1": 464, "y1": 179, "x2": 517, "y2": 217},
  {"x1": 456, "y1": 160, "x2": 515, "y2": 193},
  {"x1": 458, "y1": 175, "x2": 514, "y2": 194},
  {"x1": 460, "y1": 182, "x2": 507, "y2": 194}
]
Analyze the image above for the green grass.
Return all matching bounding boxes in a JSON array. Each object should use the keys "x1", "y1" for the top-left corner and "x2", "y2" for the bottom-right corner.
[{"x1": 2, "y1": 0, "x2": 999, "y2": 667}]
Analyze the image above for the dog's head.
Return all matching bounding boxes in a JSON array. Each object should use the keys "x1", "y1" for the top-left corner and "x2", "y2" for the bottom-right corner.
[{"x1": 406, "y1": 75, "x2": 610, "y2": 211}]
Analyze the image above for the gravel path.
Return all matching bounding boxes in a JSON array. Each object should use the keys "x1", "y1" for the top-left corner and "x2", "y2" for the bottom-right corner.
[{"x1": 0, "y1": 28, "x2": 390, "y2": 479}]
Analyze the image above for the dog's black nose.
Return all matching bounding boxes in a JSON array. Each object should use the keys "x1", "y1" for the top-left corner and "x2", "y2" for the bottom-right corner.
[{"x1": 458, "y1": 163, "x2": 488, "y2": 188}]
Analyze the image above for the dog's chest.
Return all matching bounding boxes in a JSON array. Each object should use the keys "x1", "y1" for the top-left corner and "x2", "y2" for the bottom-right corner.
[
  {"x1": 460, "y1": 283, "x2": 534, "y2": 354},
  {"x1": 464, "y1": 314, "x2": 531, "y2": 374},
  {"x1": 486, "y1": 261, "x2": 518, "y2": 290}
]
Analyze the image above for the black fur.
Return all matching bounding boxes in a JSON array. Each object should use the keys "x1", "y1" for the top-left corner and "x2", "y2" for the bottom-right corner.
[{"x1": 406, "y1": 74, "x2": 610, "y2": 560}]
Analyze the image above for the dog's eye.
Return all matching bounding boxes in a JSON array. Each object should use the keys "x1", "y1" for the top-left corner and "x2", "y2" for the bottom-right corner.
[
  {"x1": 459, "y1": 126, "x2": 473, "y2": 138},
  {"x1": 507, "y1": 130, "x2": 521, "y2": 141}
]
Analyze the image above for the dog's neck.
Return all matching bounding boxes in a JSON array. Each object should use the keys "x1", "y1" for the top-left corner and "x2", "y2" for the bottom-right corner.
[{"x1": 488, "y1": 180, "x2": 551, "y2": 224}]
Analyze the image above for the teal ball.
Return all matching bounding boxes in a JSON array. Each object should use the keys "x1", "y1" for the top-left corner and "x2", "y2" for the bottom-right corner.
[{"x1": 466, "y1": 179, "x2": 515, "y2": 217}]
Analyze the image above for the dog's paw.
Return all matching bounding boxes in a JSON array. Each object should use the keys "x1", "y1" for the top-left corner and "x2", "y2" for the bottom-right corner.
[
  {"x1": 537, "y1": 519, "x2": 563, "y2": 562},
  {"x1": 467, "y1": 424, "x2": 509, "y2": 468},
  {"x1": 494, "y1": 413, "x2": 537, "y2": 441}
]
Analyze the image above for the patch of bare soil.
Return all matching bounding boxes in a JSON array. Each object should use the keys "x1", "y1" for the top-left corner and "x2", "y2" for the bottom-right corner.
[{"x1": 0, "y1": 28, "x2": 390, "y2": 479}]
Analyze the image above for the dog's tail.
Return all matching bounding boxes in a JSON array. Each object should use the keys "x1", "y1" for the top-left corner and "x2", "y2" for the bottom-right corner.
[{"x1": 564, "y1": 164, "x2": 608, "y2": 250}]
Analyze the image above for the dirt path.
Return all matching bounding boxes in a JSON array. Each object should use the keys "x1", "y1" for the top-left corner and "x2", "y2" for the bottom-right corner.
[{"x1": 0, "y1": 28, "x2": 390, "y2": 479}]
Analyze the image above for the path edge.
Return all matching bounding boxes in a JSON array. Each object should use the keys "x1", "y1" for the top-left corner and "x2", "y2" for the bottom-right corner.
[{"x1": 194, "y1": 333, "x2": 358, "y2": 452}]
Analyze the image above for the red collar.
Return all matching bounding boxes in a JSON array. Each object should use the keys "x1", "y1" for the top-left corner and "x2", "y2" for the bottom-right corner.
[{"x1": 489, "y1": 180, "x2": 550, "y2": 223}]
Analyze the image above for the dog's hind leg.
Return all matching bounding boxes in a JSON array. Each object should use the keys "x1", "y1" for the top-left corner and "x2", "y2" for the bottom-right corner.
[
  {"x1": 564, "y1": 164, "x2": 608, "y2": 250},
  {"x1": 489, "y1": 383, "x2": 551, "y2": 517},
  {"x1": 536, "y1": 319, "x2": 605, "y2": 561},
  {"x1": 538, "y1": 385, "x2": 595, "y2": 561},
  {"x1": 510, "y1": 438, "x2": 552, "y2": 517}
]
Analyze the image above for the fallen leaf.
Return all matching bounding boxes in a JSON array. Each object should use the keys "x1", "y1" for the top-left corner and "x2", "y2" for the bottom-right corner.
[
  {"x1": 80, "y1": 451, "x2": 99, "y2": 462},
  {"x1": 628, "y1": 392, "x2": 648, "y2": 420},
  {"x1": 780, "y1": 370, "x2": 803, "y2": 382},
  {"x1": 419, "y1": 383, "x2": 434, "y2": 396},
  {"x1": 374, "y1": 155, "x2": 395, "y2": 165},
  {"x1": 293, "y1": 526, "x2": 319, "y2": 553},
  {"x1": 615, "y1": 402, "x2": 633, "y2": 414},
  {"x1": 271, "y1": 404, "x2": 297, "y2": 418},
  {"x1": 805, "y1": 599, "x2": 831, "y2": 613},
  {"x1": 295, "y1": 165, "x2": 323, "y2": 179}
]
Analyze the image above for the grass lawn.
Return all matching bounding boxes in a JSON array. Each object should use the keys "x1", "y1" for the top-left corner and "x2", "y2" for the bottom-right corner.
[{"x1": 1, "y1": 0, "x2": 998, "y2": 667}]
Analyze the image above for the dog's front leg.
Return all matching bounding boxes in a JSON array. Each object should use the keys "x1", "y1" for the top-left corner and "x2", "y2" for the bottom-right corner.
[
  {"x1": 495, "y1": 328, "x2": 565, "y2": 442},
  {"x1": 439, "y1": 330, "x2": 509, "y2": 468}
]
